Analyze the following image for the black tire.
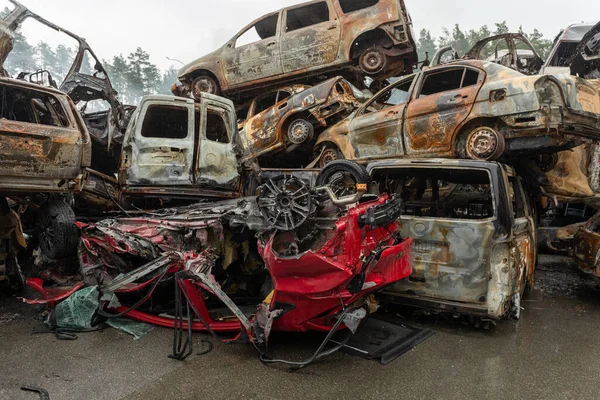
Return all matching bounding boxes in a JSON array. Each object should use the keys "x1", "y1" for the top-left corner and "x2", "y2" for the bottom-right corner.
[
  {"x1": 37, "y1": 201, "x2": 79, "y2": 260},
  {"x1": 316, "y1": 160, "x2": 370, "y2": 198},
  {"x1": 191, "y1": 75, "x2": 220, "y2": 99}
]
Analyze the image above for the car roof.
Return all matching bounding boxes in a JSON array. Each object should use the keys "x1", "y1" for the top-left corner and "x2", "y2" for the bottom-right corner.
[
  {"x1": 558, "y1": 22, "x2": 597, "y2": 42},
  {"x1": 0, "y1": 76, "x2": 69, "y2": 97}
]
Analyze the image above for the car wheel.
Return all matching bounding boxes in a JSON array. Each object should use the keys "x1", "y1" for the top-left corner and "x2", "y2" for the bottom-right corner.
[
  {"x1": 465, "y1": 126, "x2": 505, "y2": 161},
  {"x1": 318, "y1": 146, "x2": 344, "y2": 169},
  {"x1": 316, "y1": 160, "x2": 370, "y2": 198},
  {"x1": 36, "y1": 201, "x2": 79, "y2": 260},
  {"x1": 191, "y1": 75, "x2": 220, "y2": 100},
  {"x1": 287, "y1": 119, "x2": 314, "y2": 145},
  {"x1": 359, "y1": 47, "x2": 387, "y2": 75}
]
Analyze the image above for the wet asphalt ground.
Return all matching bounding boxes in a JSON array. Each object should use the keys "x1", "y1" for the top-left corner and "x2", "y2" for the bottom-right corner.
[{"x1": 1, "y1": 255, "x2": 600, "y2": 400}]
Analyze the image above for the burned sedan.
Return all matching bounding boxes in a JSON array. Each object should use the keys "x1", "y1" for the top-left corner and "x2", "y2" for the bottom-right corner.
[
  {"x1": 368, "y1": 159, "x2": 536, "y2": 323},
  {"x1": 239, "y1": 77, "x2": 367, "y2": 167},
  {"x1": 174, "y1": 0, "x2": 417, "y2": 100},
  {"x1": 314, "y1": 61, "x2": 600, "y2": 166}
]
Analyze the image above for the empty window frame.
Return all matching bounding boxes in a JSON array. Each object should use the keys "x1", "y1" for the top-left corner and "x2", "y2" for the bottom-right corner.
[
  {"x1": 205, "y1": 108, "x2": 230, "y2": 143},
  {"x1": 286, "y1": 2, "x2": 330, "y2": 32},
  {"x1": 339, "y1": 0, "x2": 378, "y2": 13},
  {"x1": 141, "y1": 105, "x2": 188, "y2": 139},
  {"x1": 371, "y1": 168, "x2": 495, "y2": 220},
  {"x1": 419, "y1": 68, "x2": 479, "y2": 97},
  {"x1": 236, "y1": 14, "x2": 279, "y2": 48},
  {"x1": 2, "y1": 85, "x2": 69, "y2": 127}
]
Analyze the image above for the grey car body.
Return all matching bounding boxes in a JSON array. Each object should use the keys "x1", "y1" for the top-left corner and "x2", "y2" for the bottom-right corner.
[{"x1": 367, "y1": 159, "x2": 536, "y2": 320}]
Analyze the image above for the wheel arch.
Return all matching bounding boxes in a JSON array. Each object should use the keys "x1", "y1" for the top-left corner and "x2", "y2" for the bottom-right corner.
[
  {"x1": 348, "y1": 28, "x2": 394, "y2": 61},
  {"x1": 185, "y1": 68, "x2": 223, "y2": 91},
  {"x1": 453, "y1": 116, "x2": 506, "y2": 158}
]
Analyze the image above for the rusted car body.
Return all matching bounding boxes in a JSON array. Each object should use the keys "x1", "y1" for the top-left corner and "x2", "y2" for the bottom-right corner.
[
  {"x1": 174, "y1": 0, "x2": 417, "y2": 101},
  {"x1": 1, "y1": 0, "x2": 132, "y2": 174},
  {"x1": 239, "y1": 77, "x2": 366, "y2": 166},
  {"x1": 118, "y1": 94, "x2": 242, "y2": 202},
  {"x1": 0, "y1": 78, "x2": 91, "y2": 193},
  {"x1": 431, "y1": 33, "x2": 545, "y2": 76},
  {"x1": 368, "y1": 159, "x2": 536, "y2": 321},
  {"x1": 314, "y1": 60, "x2": 600, "y2": 166},
  {"x1": 542, "y1": 22, "x2": 600, "y2": 79},
  {"x1": 572, "y1": 213, "x2": 600, "y2": 277}
]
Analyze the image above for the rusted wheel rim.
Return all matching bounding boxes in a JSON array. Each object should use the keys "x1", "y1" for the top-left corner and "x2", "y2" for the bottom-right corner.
[
  {"x1": 320, "y1": 148, "x2": 340, "y2": 167},
  {"x1": 289, "y1": 120, "x2": 311, "y2": 144},
  {"x1": 192, "y1": 76, "x2": 217, "y2": 99},
  {"x1": 466, "y1": 128, "x2": 504, "y2": 160},
  {"x1": 360, "y1": 48, "x2": 386, "y2": 75}
]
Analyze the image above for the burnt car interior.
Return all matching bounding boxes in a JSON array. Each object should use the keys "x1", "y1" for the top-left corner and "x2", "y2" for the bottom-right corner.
[
  {"x1": 141, "y1": 105, "x2": 189, "y2": 139},
  {"x1": 1, "y1": 84, "x2": 69, "y2": 127},
  {"x1": 285, "y1": 2, "x2": 330, "y2": 32},
  {"x1": 371, "y1": 168, "x2": 494, "y2": 220},
  {"x1": 339, "y1": 0, "x2": 380, "y2": 14},
  {"x1": 419, "y1": 68, "x2": 479, "y2": 97}
]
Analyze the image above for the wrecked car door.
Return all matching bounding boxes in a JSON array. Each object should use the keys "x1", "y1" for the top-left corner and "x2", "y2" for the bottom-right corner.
[
  {"x1": 123, "y1": 96, "x2": 195, "y2": 187},
  {"x1": 404, "y1": 66, "x2": 483, "y2": 155},
  {"x1": 507, "y1": 174, "x2": 536, "y2": 291},
  {"x1": 221, "y1": 12, "x2": 283, "y2": 87},
  {"x1": 280, "y1": 1, "x2": 340, "y2": 73},
  {"x1": 197, "y1": 94, "x2": 240, "y2": 190},
  {"x1": 347, "y1": 75, "x2": 416, "y2": 159}
]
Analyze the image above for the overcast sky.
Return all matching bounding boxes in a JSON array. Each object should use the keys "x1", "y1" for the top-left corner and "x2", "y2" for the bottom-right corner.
[{"x1": 6, "y1": 0, "x2": 600, "y2": 71}]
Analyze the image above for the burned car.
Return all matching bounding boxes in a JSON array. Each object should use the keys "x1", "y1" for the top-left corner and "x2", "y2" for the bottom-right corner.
[
  {"x1": 1, "y1": 0, "x2": 132, "y2": 174},
  {"x1": 314, "y1": 60, "x2": 600, "y2": 166},
  {"x1": 431, "y1": 33, "x2": 545, "y2": 76},
  {"x1": 542, "y1": 22, "x2": 600, "y2": 79},
  {"x1": 0, "y1": 77, "x2": 90, "y2": 260},
  {"x1": 239, "y1": 77, "x2": 367, "y2": 167},
  {"x1": 368, "y1": 159, "x2": 536, "y2": 323},
  {"x1": 118, "y1": 94, "x2": 242, "y2": 204},
  {"x1": 174, "y1": 0, "x2": 417, "y2": 101}
]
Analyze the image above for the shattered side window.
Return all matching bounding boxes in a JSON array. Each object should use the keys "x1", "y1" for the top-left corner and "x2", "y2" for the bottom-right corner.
[
  {"x1": 254, "y1": 92, "x2": 279, "y2": 115},
  {"x1": 419, "y1": 68, "x2": 465, "y2": 97},
  {"x1": 339, "y1": 0, "x2": 379, "y2": 13},
  {"x1": 372, "y1": 168, "x2": 494, "y2": 220},
  {"x1": 205, "y1": 108, "x2": 230, "y2": 143},
  {"x1": 141, "y1": 105, "x2": 188, "y2": 139},
  {"x1": 285, "y1": 2, "x2": 330, "y2": 32},
  {"x1": 2, "y1": 85, "x2": 69, "y2": 127},
  {"x1": 364, "y1": 76, "x2": 414, "y2": 113},
  {"x1": 235, "y1": 14, "x2": 279, "y2": 48}
]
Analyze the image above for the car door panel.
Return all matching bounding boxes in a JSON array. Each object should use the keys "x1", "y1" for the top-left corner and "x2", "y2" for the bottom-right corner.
[
  {"x1": 404, "y1": 69, "x2": 483, "y2": 155},
  {"x1": 127, "y1": 101, "x2": 195, "y2": 187},
  {"x1": 349, "y1": 105, "x2": 405, "y2": 159},
  {"x1": 222, "y1": 13, "x2": 283, "y2": 87},
  {"x1": 197, "y1": 102, "x2": 240, "y2": 190},
  {"x1": 280, "y1": 2, "x2": 340, "y2": 73}
]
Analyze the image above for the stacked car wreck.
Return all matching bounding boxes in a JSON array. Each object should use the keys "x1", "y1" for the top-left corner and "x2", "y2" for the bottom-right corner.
[{"x1": 3, "y1": 0, "x2": 600, "y2": 366}]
